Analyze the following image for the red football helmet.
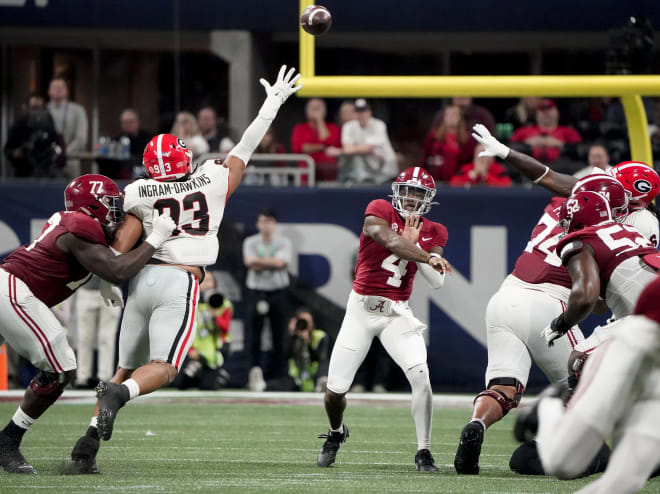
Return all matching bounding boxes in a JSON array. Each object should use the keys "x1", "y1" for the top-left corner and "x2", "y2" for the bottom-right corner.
[
  {"x1": 571, "y1": 174, "x2": 629, "y2": 221},
  {"x1": 143, "y1": 134, "x2": 193, "y2": 181},
  {"x1": 559, "y1": 191, "x2": 613, "y2": 234},
  {"x1": 64, "y1": 174, "x2": 122, "y2": 227},
  {"x1": 608, "y1": 161, "x2": 660, "y2": 210},
  {"x1": 391, "y1": 166, "x2": 437, "y2": 216}
]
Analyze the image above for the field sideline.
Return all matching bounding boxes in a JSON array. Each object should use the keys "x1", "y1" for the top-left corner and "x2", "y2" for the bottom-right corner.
[{"x1": 0, "y1": 390, "x2": 658, "y2": 493}]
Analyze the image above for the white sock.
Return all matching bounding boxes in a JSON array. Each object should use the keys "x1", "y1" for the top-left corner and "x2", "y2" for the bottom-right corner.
[
  {"x1": 12, "y1": 407, "x2": 35, "y2": 430},
  {"x1": 471, "y1": 418, "x2": 486, "y2": 431},
  {"x1": 406, "y1": 364, "x2": 433, "y2": 451},
  {"x1": 330, "y1": 424, "x2": 343, "y2": 434},
  {"x1": 122, "y1": 379, "x2": 140, "y2": 401},
  {"x1": 90, "y1": 416, "x2": 98, "y2": 429}
]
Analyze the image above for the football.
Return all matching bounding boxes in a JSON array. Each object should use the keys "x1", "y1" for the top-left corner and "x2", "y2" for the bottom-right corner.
[{"x1": 300, "y1": 5, "x2": 332, "y2": 36}]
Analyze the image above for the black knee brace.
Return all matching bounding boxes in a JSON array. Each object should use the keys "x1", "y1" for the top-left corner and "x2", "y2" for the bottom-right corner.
[
  {"x1": 474, "y1": 377, "x2": 524, "y2": 416},
  {"x1": 29, "y1": 370, "x2": 74, "y2": 398}
]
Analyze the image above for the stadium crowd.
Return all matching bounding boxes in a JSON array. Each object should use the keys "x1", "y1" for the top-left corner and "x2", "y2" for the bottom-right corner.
[{"x1": 5, "y1": 77, "x2": 660, "y2": 185}]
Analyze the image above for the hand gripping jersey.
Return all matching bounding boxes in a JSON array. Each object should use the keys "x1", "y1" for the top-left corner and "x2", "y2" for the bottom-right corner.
[
  {"x1": 512, "y1": 197, "x2": 572, "y2": 289},
  {"x1": 557, "y1": 221, "x2": 660, "y2": 317},
  {"x1": 1, "y1": 211, "x2": 107, "y2": 307},
  {"x1": 123, "y1": 160, "x2": 229, "y2": 266},
  {"x1": 353, "y1": 199, "x2": 448, "y2": 301}
]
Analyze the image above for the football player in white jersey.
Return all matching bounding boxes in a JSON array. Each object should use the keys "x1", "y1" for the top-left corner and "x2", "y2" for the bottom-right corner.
[{"x1": 70, "y1": 65, "x2": 302, "y2": 474}]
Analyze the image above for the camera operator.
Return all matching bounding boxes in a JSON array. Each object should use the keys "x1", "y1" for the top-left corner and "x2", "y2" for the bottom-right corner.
[
  {"x1": 248, "y1": 307, "x2": 329, "y2": 392},
  {"x1": 173, "y1": 272, "x2": 233, "y2": 390},
  {"x1": 4, "y1": 94, "x2": 61, "y2": 177}
]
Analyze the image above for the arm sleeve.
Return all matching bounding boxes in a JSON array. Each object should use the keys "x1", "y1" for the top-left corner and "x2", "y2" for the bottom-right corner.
[{"x1": 66, "y1": 213, "x2": 108, "y2": 245}]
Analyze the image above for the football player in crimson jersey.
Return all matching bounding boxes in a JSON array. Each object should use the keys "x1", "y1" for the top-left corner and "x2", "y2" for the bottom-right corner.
[
  {"x1": 317, "y1": 167, "x2": 451, "y2": 472},
  {"x1": 473, "y1": 124, "x2": 660, "y2": 246},
  {"x1": 0, "y1": 174, "x2": 175, "y2": 474},
  {"x1": 453, "y1": 174, "x2": 627, "y2": 475},
  {"x1": 542, "y1": 190, "x2": 659, "y2": 346},
  {"x1": 516, "y1": 274, "x2": 660, "y2": 492},
  {"x1": 69, "y1": 65, "x2": 302, "y2": 474}
]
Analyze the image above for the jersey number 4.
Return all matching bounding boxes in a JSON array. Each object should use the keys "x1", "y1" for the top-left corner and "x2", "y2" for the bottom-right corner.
[
  {"x1": 154, "y1": 192, "x2": 209, "y2": 236},
  {"x1": 381, "y1": 254, "x2": 408, "y2": 287}
]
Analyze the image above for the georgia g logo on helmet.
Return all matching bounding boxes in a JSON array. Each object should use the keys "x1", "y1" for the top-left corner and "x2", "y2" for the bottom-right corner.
[
  {"x1": 176, "y1": 138, "x2": 188, "y2": 149},
  {"x1": 634, "y1": 179, "x2": 652, "y2": 194}
]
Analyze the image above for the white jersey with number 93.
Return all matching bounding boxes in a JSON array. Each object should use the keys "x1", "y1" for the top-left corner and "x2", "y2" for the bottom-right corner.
[{"x1": 123, "y1": 160, "x2": 230, "y2": 266}]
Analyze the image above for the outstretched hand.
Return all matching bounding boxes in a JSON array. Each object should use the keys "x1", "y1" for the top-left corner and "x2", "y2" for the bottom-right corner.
[
  {"x1": 260, "y1": 65, "x2": 303, "y2": 105},
  {"x1": 472, "y1": 123, "x2": 510, "y2": 159}
]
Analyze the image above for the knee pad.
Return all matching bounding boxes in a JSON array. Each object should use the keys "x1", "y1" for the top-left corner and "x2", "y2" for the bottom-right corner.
[
  {"x1": 29, "y1": 370, "x2": 74, "y2": 398},
  {"x1": 327, "y1": 374, "x2": 351, "y2": 395},
  {"x1": 405, "y1": 363, "x2": 430, "y2": 389},
  {"x1": 474, "y1": 377, "x2": 524, "y2": 416}
]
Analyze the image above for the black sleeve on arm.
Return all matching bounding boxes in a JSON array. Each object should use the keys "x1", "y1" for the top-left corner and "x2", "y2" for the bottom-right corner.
[{"x1": 58, "y1": 233, "x2": 156, "y2": 285}]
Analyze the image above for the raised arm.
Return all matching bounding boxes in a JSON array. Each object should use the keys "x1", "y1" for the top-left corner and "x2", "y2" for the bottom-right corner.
[
  {"x1": 225, "y1": 65, "x2": 303, "y2": 198},
  {"x1": 472, "y1": 123, "x2": 577, "y2": 196}
]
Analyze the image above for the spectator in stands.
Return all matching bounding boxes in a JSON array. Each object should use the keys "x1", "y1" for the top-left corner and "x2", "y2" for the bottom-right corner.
[
  {"x1": 173, "y1": 272, "x2": 233, "y2": 390},
  {"x1": 291, "y1": 98, "x2": 342, "y2": 181},
  {"x1": 253, "y1": 128, "x2": 287, "y2": 171},
  {"x1": 198, "y1": 106, "x2": 235, "y2": 153},
  {"x1": 504, "y1": 97, "x2": 540, "y2": 129},
  {"x1": 337, "y1": 100, "x2": 357, "y2": 128},
  {"x1": 510, "y1": 99, "x2": 582, "y2": 166},
  {"x1": 47, "y1": 77, "x2": 88, "y2": 178},
  {"x1": 243, "y1": 208, "x2": 292, "y2": 385},
  {"x1": 449, "y1": 144, "x2": 512, "y2": 187},
  {"x1": 115, "y1": 108, "x2": 152, "y2": 176},
  {"x1": 171, "y1": 111, "x2": 209, "y2": 156},
  {"x1": 248, "y1": 307, "x2": 329, "y2": 392},
  {"x1": 4, "y1": 94, "x2": 60, "y2": 177},
  {"x1": 573, "y1": 143, "x2": 612, "y2": 178},
  {"x1": 73, "y1": 276, "x2": 121, "y2": 389},
  {"x1": 432, "y1": 97, "x2": 496, "y2": 164},
  {"x1": 339, "y1": 98, "x2": 397, "y2": 184},
  {"x1": 421, "y1": 105, "x2": 469, "y2": 182}
]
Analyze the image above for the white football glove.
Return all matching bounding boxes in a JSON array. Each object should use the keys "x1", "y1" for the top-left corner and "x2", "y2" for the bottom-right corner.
[
  {"x1": 472, "y1": 123, "x2": 510, "y2": 159},
  {"x1": 99, "y1": 279, "x2": 124, "y2": 308},
  {"x1": 258, "y1": 65, "x2": 303, "y2": 120},
  {"x1": 145, "y1": 209, "x2": 177, "y2": 249},
  {"x1": 541, "y1": 324, "x2": 562, "y2": 347}
]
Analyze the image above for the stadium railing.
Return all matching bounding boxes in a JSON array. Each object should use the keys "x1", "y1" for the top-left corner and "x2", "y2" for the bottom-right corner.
[{"x1": 197, "y1": 153, "x2": 316, "y2": 187}]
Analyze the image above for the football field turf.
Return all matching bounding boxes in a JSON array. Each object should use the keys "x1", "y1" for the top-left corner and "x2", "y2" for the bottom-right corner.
[{"x1": 1, "y1": 391, "x2": 658, "y2": 493}]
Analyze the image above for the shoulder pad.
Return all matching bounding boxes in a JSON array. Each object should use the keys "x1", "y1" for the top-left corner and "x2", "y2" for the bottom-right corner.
[
  {"x1": 365, "y1": 199, "x2": 392, "y2": 220},
  {"x1": 62, "y1": 212, "x2": 107, "y2": 246}
]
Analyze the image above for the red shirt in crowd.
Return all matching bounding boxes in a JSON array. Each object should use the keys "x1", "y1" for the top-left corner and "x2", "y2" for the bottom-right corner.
[
  {"x1": 291, "y1": 121, "x2": 341, "y2": 181},
  {"x1": 421, "y1": 131, "x2": 465, "y2": 182},
  {"x1": 510, "y1": 125, "x2": 582, "y2": 164},
  {"x1": 449, "y1": 162, "x2": 512, "y2": 187}
]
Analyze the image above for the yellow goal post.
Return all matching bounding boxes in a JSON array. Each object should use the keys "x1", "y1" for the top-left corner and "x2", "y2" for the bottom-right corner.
[{"x1": 298, "y1": 0, "x2": 660, "y2": 165}]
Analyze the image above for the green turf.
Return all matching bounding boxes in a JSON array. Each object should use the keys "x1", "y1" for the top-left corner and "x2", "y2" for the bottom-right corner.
[{"x1": 0, "y1": 397, "x2": 659, "y2": 493}]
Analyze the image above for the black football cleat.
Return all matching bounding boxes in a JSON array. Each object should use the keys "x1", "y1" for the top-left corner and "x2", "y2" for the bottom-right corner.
[
  {"x1": 96, "y1": 381, "x2": 129, "y2": 441},
  {"x1": 514, "y1": 384, "x2": 567, "y2": 444},
  {"x1": 317, "y1": 425, "x2": 349, "y2": 467},
  {"x1": 71, "y1": 435, "x2": 100, "y2": 474},
  {"x1": 454, "y1": 421, "x2": 485, "y2": 474},
  {"x1": 415, "y1": 449, "x2": 438, "y2": 472},
  {"x1": 0, "y1": 431, "x2": 36, "y2": 474}
]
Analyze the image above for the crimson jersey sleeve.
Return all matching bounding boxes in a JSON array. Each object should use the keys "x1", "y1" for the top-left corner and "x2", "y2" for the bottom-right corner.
[
  {"x1": 428, "y1": 222, "x2": 448, "y2": 250},
  {"x1": 365, "y1": 199, "x2": 393, "y2": 221},
  {"x1": 61, "y1": 212, "x2": 108, "y2": 246}
]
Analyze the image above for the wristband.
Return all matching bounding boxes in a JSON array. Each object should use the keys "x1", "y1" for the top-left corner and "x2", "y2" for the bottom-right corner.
[
  {"x1": 533, "y1": 166, "x2": 550, "y2": 184},
  {"x1": 427, "y1": 253, "x2": 441, "y2": 264}
]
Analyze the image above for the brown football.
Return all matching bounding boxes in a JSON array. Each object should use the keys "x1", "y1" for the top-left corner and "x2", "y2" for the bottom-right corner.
[{"x1": 300, "y1": 5, "x2": 332, "y2": 36}]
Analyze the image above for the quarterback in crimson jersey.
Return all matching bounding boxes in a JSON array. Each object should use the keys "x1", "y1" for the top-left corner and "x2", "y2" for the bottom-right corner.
[
  {"x1": 0, "y1": 174, "x2": 175, "y2": 474},
  {"x1": 317, "y1": 166, "x2": 451, "y2": 472},
  {"x1": 516, "y1": 274, "x2": 660, "y2": 492}
]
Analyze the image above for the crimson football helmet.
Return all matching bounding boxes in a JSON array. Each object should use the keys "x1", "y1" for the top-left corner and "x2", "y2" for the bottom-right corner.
[
  {"x1": 558, "y1": 191, "x2": 613, "y2": 234},
  {"x1": 143, "y1": 134, "x2": 193, "y2": 181},
  {"x1": 391, "y1": 166, "x2": 437, "y2": 216},
  {"x1": 64, "y1": 174, "x2": 122, "y2": 227},
  {"x1": 571, "y1": 174, "x2": 629, "y2": 221},
  {"x1": 607, "y1": 161, "x2": 660, "y2": 210}
]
